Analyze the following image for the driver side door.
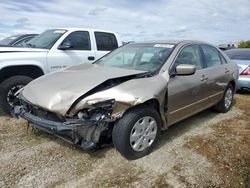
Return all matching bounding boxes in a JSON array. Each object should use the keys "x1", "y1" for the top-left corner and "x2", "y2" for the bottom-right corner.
[
  {"x1": 46, "y1": 31, "x2": 95, "y2": 72},
  {"x1": 167, "y1": 44, "x2": 210, "y2": 125}
]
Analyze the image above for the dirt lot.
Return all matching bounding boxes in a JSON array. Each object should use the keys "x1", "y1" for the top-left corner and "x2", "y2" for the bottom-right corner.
[{"x1": 0, "y1": 94, "x2": 249, "y2": 188}]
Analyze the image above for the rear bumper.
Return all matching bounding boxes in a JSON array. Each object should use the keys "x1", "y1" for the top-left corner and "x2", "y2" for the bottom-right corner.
[
  {"x1": 13, "y1": 106, "x2": 106, "y2": 150},
  {"x1": 237, "y1": 76, "x2": 250, "y2": 90}
]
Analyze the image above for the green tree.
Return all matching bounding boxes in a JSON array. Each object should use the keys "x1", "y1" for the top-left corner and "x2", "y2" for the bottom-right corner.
[{"x1": 238, "y1": 41, "x2": 250, "y2": 48}]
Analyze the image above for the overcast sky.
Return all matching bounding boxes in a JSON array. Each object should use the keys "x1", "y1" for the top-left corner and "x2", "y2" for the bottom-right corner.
[{"x1": 0, "y1": 0, "x2": 249, "y2": 44}]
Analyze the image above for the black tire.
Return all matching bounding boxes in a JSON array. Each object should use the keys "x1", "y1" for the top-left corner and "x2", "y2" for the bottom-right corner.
[
  {"x1": 0, "y1": 76, "x2": 33, "y2": 115},
  {"x1": 214, "y1": 84, "x2": 234, "y2": 113},
  {"x1": 112, "y1": 105, "x2": 161, "y2": 160}
]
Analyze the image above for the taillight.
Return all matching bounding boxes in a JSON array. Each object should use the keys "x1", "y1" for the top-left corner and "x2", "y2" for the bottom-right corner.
[{"x1": 240, "y1": 66, "x2": 250, "y2": 76}]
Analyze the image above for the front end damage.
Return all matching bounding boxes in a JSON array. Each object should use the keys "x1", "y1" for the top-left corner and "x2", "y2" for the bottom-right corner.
[
  {"x1": 13, "y1": 97, "x2": 116, "y2": 150},
  {"x1": 12, "y1": 65, "x2": 170, "y2": 150}
]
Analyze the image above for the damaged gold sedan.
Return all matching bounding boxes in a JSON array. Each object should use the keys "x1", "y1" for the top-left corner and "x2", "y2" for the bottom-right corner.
[{"x1": 13, "y1": 40, "x2": 238, "y2": 159}]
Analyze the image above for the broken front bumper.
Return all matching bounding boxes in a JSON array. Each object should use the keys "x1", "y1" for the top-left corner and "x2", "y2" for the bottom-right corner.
[{"x1": 13, "y1": 106, "x2": 110, "y2": 150}]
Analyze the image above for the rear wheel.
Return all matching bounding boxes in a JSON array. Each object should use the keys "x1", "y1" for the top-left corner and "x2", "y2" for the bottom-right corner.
[
  {"x1": 214, "y1": 84, "x2": 234, "y2": 113},
  {"x1": 0, "y1": 76, "x2": 33, "y2": 115},
  {"x1": 112, "y1": 106, "x2": 161, "y2": 160}
]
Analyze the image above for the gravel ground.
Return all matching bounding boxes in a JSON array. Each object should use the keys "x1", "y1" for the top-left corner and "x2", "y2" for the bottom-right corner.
[{"x1": 0, "y1": 94, "x2": 249, "y2": 188}]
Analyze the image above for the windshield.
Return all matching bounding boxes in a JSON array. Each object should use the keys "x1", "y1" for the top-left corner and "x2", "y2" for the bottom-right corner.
[
  {"x1": 95, "y1": 43, "x2": 175, "y2": 72},
  {"x1": 0, "y1": 36, "x2": 18, "y2": 45},
  {"x1": 26, "y1": 29, "x2": 67, "y2": 49}
]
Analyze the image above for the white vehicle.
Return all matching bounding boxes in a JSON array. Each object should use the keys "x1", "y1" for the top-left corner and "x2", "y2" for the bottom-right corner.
[{"x1": 0, "y1": 28, "x2": 122, "y2": 114}]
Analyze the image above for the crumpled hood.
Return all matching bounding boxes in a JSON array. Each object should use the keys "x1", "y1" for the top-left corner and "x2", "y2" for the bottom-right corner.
[{"x1": 21, "y1": 63, "x2": 145, "y2": 115}]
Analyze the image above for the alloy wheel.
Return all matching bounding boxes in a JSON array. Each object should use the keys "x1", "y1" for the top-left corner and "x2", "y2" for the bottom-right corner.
[
  {"x1": 130, "y1": 116, "x2": 157, "y2": 152},
  {"x1": 224, "y1": 88, "x2": 233, "y2": 109}
]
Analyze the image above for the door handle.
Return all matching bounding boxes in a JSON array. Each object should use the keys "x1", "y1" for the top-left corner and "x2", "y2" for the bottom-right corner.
[
  {"x1": 200, "y1": 75, "x2": 208, "y2": 81},
  {"x1": 88, "y1": 56, "x2": 95, "y2": 61},
  {"x1": 225, "y1": 68, "x2": 230, "y2": 74}
]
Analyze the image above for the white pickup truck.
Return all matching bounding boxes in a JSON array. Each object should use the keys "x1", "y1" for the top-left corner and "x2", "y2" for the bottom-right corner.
[{"x1": 0, "y1": 28, "x2": 122, "y2": 114}]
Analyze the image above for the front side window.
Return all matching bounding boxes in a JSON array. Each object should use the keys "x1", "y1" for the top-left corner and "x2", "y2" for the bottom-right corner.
[
  {"x1": 201, "y1": 45, "x2": 222, "y2": 67},
  {"x1": 94, "y1": 32, "x2": 118, "y2": 51},
  {"x1": 62, "y1": 31, "x2": 91, "y2": 50},
  {"x1": 26, "y1": 29, "x2": 67, "y2": 49},
  {"x1": 174, "y1": 45, "x2": 203, "y2": 70},
  {"x1": 95, "y1": 43, "x2": 175, "y2": 72}
]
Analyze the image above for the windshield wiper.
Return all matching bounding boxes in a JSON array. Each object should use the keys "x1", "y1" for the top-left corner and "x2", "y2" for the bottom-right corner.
[
  {"x1": 136, "y1": 71, "x2": 155, "y2": 78},
  {"x1": 26, "y1": 43, "x2": 36, "y2": 48}
]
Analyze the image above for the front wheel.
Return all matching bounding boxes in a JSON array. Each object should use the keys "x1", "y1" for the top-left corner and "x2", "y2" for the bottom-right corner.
[
  {"x1": 0, "y1": 76, "x2": 33, "y2": 115},
  {"x1": 214, "y1": 84, "x2": 234, "y2": 113},
  {"x1": 112, "y1": 106, "x2": 161, "y2": 160}
]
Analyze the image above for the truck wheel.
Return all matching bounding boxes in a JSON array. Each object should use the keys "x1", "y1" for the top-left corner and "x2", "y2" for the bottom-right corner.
[
  {"x1": 214, "y1": 84, "x2": 234, "y2": 113},
  {"x1": 112, "y1": 106, "x2": 161, "y2": 160},
  {"x1": 0, "y1": 76, "x2": 33, "y2": 115}
]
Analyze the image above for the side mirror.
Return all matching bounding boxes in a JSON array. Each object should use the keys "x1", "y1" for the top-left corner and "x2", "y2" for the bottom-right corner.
[
  {"x1": 175, "y1": 64, "x2": 196, "y2": 75},
  {"x1": 58, "y1": 41, "x2": 73, "y2": 50}
]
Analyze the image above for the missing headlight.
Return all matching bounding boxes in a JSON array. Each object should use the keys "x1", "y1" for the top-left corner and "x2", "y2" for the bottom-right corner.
[
  {"x1": 77, "y1": 99, "x2": 116, "y2": 123},
  {"x1": 87, "y1": 99, "x2": 116, "y2": 109}
]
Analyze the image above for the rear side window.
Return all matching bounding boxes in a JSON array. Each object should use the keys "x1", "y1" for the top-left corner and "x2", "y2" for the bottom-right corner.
[
  {"x1": 62, "y1": 31, "x2": 91, "y2": 50},
  {"x1": 201, "y1": 45, "x2": 222, "y2": 67},
  {"x1": 94, "y1": 32, "x2": 118, "y2": 51}
]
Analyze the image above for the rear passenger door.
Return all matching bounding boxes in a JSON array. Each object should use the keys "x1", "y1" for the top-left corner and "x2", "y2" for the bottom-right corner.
[
  {"x1": 200, "y1": 45, "x2": 229, "y2": 103},
  {"x1": 94, "y1": 32, "x2": 118, "y2": 59},
  {"x1": 168, "y1": 45, "x2": 210, "y2": 125}
]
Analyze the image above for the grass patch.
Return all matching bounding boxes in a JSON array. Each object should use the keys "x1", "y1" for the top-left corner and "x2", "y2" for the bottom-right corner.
[
  {"x1": 152, "y1": 173, "x2": 173, "y2": 188},
  {"x1": 185, "y1": 94, "x2": 250, "y2": 187}
]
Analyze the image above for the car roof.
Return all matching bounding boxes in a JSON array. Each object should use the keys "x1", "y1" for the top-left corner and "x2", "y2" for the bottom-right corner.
[
  {"x1": 10, "y1": 34, "x2": 37, "y2": 37},
  {"x1": 133, "y1": 40, "x2": 213, "y2": 46},
  {"x1": 55, "y1": 28, "x2": 117, "y2": 34}
]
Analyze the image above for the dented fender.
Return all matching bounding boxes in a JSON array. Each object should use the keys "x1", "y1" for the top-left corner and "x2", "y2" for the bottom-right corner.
[{"x1": 69, "y1": 72, "x2": 170, "y2": 128}]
